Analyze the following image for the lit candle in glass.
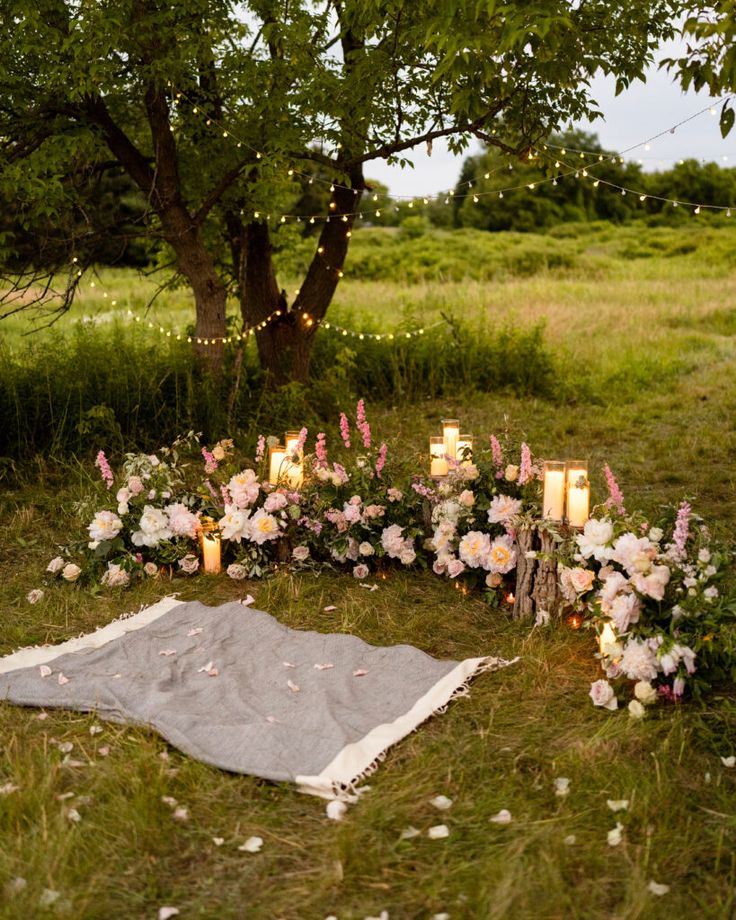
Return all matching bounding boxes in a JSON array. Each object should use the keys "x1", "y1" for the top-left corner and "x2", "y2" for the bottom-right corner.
[
  {"x1": 566, "y1": 461, "x2": 589, "y2": 528},
  {"x1": 268, "y1": 444, "x2": 286, "y2": 485},
  {"x1": 283, "y1": 430, "x2": 304, "y2": 489},
  {"x1": 457, "y1": 434, "x2": 475, "y2": 467},
  {"x1": 429, "y1": 436, "x2": 448, "y2": 477},
  {"x1": 198, "y1": 519, "x2": 222, "y2": 574},
  {"x1": 542, "y1": 461, "x2": 566, "y2": 521},
  {"x1": 441, "y1": 418, "x2": 459, "y2": 461},
  {"x1": 598, "y1": 622, "x2": 619, "y2": 658}
]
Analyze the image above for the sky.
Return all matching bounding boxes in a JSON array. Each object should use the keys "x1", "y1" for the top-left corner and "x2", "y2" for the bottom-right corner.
[{"x1": 367, "y1": 38, "x2": 735, "y2": 198}]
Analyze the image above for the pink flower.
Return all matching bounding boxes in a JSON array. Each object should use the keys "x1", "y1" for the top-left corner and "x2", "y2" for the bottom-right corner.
[
  {"x1": 127, "y1": 475, "x2": 144, "y2": 496},
  {"x1": 490, "y1": 434, "x2": 503, "y2": 468},
  {"x1": 447, "y1": 558, "x2": 465, "y2": 578},
  {"x1": 332, "y1": 463, "x2": 349, "y2": 485},
  {"x1": 95, "y1": 451, "x2": 114, "y2": 489},
  {"x1": 518, "y1": 443, "x2": 533, "y2": 485},
  {"x1": 255, "y1": 435, "x2": 266, "y2": 463},
  {"x1": 589, "y1": 679, "x2": 618, "y2": 710},
  {"x1": 387, "y1": 488, "x2": 403, "y2": 502},
  {"x1": 339, "y1": 412, "x2": 351, "y2": 448},
  {"x1": 165, "y1": 503, "x2": 200, "y2": 539},
  {"x1": 603, "y1": 464, "x2": 625, "y2": 515},
  {"x1": 375, "y1": 442, "x2": 388, "y2": 478},
  {"x1": 264, "y1": 491, "x2": 288, "y2": 513},
  {"x1": 669, "y1": 501, "x2": 691, "y2": 561},
  {"x1": 356, "y1": 399, "x2": 371, "y2": 449},
  {"x1": 412, "y1": 481, "x2": 436, "y2": 500},
  {"x1": 201, "y1": 447, "x2": 218, "y2": 474},
  {"x1": 315, "y1": 432, "x2": 328, "y2": 468},
  {"x1": 296, "y1": 427, "x2": 308, "y2": 454},
  {"x1": 178, "y1": 554, "x2": 200, "y2": 575},
  {"x1": 353, "y1": 563, "x2": 369, "y2": 579}
]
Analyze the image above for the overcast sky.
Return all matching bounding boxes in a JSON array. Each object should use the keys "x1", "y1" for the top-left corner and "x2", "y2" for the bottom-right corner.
[{"x1": 367, "y1": 38, "x2": 735, "y2": 198}]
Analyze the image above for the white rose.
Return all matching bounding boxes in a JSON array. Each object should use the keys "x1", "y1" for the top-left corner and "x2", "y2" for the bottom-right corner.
[
  {"x1": 144, "y1": 562, "x2": 159, "y2": 577},
  {"x1": 504, "y1": 464, "x2": 519, "y2": 482},
  {"x1": 633, "y1": 681, "x2": 657, "y2": 705},
  {"x1": 62, "y1": 563, "x2": 81, "y2": 582},
  {"x1": 26, "y1": 588, "x2": 44, "y2": 604},
  {"x1": 47, "y1": 556, "x2": 65, "y2": 575},
  {"x1": 648, "y1": 527, "x2": 664, "y2": 543},
  {"x1": 458, "y1": 489, "x2": 475, "y2": 508},
  {"x1": 226, "y1": 563, "x2": 248, "y2": 580},
  {"x1": 178, "y1": 554, "x2": 200, "y2": 575},
  {"x1": 628, "y1": 699, "x2": 646, "y2": 720},
  {"x1": 88, "y1": 510, "x2": 123, "y2": 543},
  {"x1": 359, "y1": 541, "x2": 375, "y2": 556},
  {"x1": 101, "y1": 563, "x2": 130, "y2": 588},
  {"x1": 292, "y1": 545, "x2": 310, "y2": 562},
  {"x1": 589, "y1": 679, "x2": 618, "y2": 710}
]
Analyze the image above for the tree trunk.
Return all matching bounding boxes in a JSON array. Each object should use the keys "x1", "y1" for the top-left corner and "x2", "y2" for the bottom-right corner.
[
  {"x1": 241, "y1": 167, "x2": 364, "y2": 386},
  {"x1": 532, "y1": 530, "x2": 564, "y2": 619},
  {"x1": 513, "y1": 526, "x2": 537, "y2": 621}
]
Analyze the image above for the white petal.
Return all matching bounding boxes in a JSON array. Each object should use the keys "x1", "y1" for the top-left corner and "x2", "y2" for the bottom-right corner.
[
  {"x1": 314, "y1": 663, "x2": 334, "y2": 671},
  {"x1": 400, "y1": 826, "x2": 421, "y2": 840},
  {"x1": 4, "y1": 878, "x2": 27, "y2": 897},
  {"x1": 648, "y1": 880, "x2": 670, "y2": 896},
  {"x1": 208, "y1": 668, "x2": 219, "y2": 677},
  {"x1": 606, "y1": 799, "x2": 629, "y2": 812},
  {"x1": 158, "y1": 909, "x2": 180, "y2": 920},
  {"x1": 0, "y1": 783, "x2": 19, "y2": 795},
  {"x1": 67, "y1": 808, "x2": 81, "y2": 823},
  {"x1": 161, "y1": 796, "x2": 178, "y2": 808},
  {"x1": 720, "y1": 756, "x2": 735, "y2": 768},
  {"x1": 173, "y1": 806, "x2": 189, "y2": 822},
  {"x1": 89, "y1": 725, "x2": 103, "y2": 735},
  {"x1": 39, "y1": 665, "x2": 52, "y2": 678},
  {"x1": 430, "y1": 795, "x2": 453, "y2": 811},
  {"x1": 57, "y1": 673, "x2": 69, "y2": 685},
  {"x1": 607, "y1": 823, "x2": 623, "y2": 847},
  {"x1": 158, "y1": 649, "x2": 177, "y2": 657},
  {"x1": 554, "y1": 777, "x2": 570, "y2": 797},
  {"x1": 241, "y1": 594, "x2": 255, "y2": 606},
  {"x1": 40, "y1": 890, "x2": 60, "y2": 907},
  {"x1": 37, "y1": 711, "x2": 49, "y2": 720},
  {"x1": 56, "y1": 792, "x2": 75, "y2": 801},
  {"x1": 433, "y1": 914, "x2": 451, "y2": 920},
  {"x1": 265, "y1": 716, "x2": 281, "y2": 724},
  {"x1": 197, "y1": 661, "x2": 214, "y2": 673},
  {"x1": 323, "y1": 605, "x2": 337, "y2": 611},
  {"x1": 564, "y1": 834, "x2": 577, "y2": 845},
  {"x1": 359, "y1": 583, "x2": 379, "y2": 591},
  {"x1": 58, "y1": 741, "x2": 74, "y2": 754},
  {"x1": 287, "y1": 679, "x2": 300, "y2": 693},
  {"x1": 282, "y1": 661, "x2": 296, "y2": 668},
  {"x1": 187, "y1": 628, "x2": 203, "y2": 637},
  {"x1": 490, "y1": 809, "x2": 512, "y2": 825},
  {"x1": 238, "y1": 836, "x2": 263, "y2": 853},
  {"x1": 112, "y1": 673, "x2": 122, "y2": 679},
  {"x1": 326, "y1": 799, "x2": 347, "y2": 821},
  {"x1": 212, "y1": 837, "x2": 225, "y2": 846},
  {"x1": 427, "y1": 824, "x2": 450, "y2": 839},
  {"x1": 353, "y1": 669, "x2": 369, "y2": 677},
  {"x1": 97, "y1": 746, "x2": 110, "y2": 757}
]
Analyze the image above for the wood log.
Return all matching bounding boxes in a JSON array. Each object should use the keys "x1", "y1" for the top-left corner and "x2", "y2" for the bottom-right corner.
[
  {"x1": 532, "y1": 529, "x2": 563, "y2": 618},
  {"x1": 513, "y1": 526, "x2": 536, "y2": 621}
]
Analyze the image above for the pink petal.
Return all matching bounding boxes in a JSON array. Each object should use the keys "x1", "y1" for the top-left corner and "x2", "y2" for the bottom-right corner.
[
  {"x1": 212, "y1": 837, "x2": 225, "y2": 847},
  {"x1": 57, "y1": 673, "x2": 69, "y2": 686},
  {"x1": 353, "y1": 669, "x2": 369, "y2": 677},
  {"x1": 282, "y1": 661, "x2": 296, "y2": 668},
  {"x1": 97, "y1": 746, "x2": 110, "y2": 757},
  {"x1": 208, "y1": 668, "x2": 219, "y2": 677},
  {"x1": 314, "y1": 663, "x2": 334, "y2": 671},
  {"x1": 187, "y1": 628, "x2": 203, "y2": 637},
  {"x1": 158, "y1": 908, "x2": 180, "y2": 920},
  {"x1": 158, "y1": 649, "x2": 177, "y2": 657},
  {"x1": 287, "y1": 679, "x2": 300, "y2": 693},
  {"x1": 37, "y1": 712, "x2": 49, "y2": 721},
  {"x1": 265, "y1": 716, "x2": 281, "y2": 724},
  {"x1": 197, "y1": 661, "x2": 214, "y2": 673},
  {"x1": 242, "y1": 594, "x2": 255, "y2": 606},
  {"x1": 39, "y1": 665, "x2": 52, "y2": 678},
  {"x1": 112, "y1": 673, "x2": 122, "y2": 679},
  {"x1": 323, "y1": 605, "x2": 337, "y2": 612}
]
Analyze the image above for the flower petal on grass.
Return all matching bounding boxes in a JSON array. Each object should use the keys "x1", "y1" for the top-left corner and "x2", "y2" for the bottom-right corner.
[
  {"x1": 39, "y1": 665, "x2": 52, "y2": 678},
  {"x1": 40, "y1": 890, "x2": 60, "y2": 907},
  {"x1": 564, "y1": 834, "x2": 577, "y2": 845},
  {"x1": 4, "y1": 878, "x2": 27, "y2": 897},
  {"x1": 359, "y1": 583, "x2": 379, "y2": 591},
  {"x1": 607, "y1": 799, "x2": 629, "y2": 812},
  {"x1": 323, "y1": 605, "x2": 337, "y2": 612},
  {"x1": 400, "y1": 826, "x2": 421, "y2": 840},
  {"x1": 287, "y1": 679, "x2": 300, "y2": 693},
  {"x1": 212, "y1": 837, "x2": 225, "y2": 847},
  {"x1": 720, "y1": 756, "x2": 735, "y2": 768},
  {"x1": 0, "y1": 783, "x2": 19, "y2": 795},
  {"x1": 326, "y1": 800, "x2": 347, "y2": 821},
  {"x1": 554, "y1": 777, "x2": 570, "y2": 797},
  {"x1": 97, "y1": 746, "x2": 110, "y2": 757},
  {"x1": 89, "y1": 725, "x2": 103, "y2": 736},
  {"x1": 238, "y1": 836, "x2": 263, "y2": 853},
  {"x1": 648, "y1": 881, "x2": 670, "y2": 896},
  {"x1": 58, "y1": 742, "x2": 74, "y2": 754},
  {"x1": 431, "y1": 795, "x2": 453, "y2": 811},
  {"x1": 607, "y1": 823, "x2": 624, "y2": 847},
  {"x1": 241, "y1": 594, "x2": 255, "y2": 606},
  {"x1": 173, "y1": 806, "x2": 189, "y2": 822},
  {"x1": 428, "y1": 824, "x2": 450, "y2": 839},
  {"x1": 490, "y1": 809, "x2": 512, "y2": 825},
  {"x1": 161, "y1": 796, "x2": 177, "y2": 808},
  {"x1": 37, "y1": 712, "x2": 49, "y2": 721},
  {"x1": 158, "y1": 908, "x2": 180, "y2": 920},
  {"x1": 67, "y1": 808, "x2": 81, "y2": 823}
]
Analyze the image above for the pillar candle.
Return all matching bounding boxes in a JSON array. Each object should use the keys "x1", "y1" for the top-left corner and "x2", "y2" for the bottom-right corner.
[
  {"x1": 429, "y1": 437, "x2": 448, "y2": 477},
  {"x1": 269, "y1": 446, "x2": 286, "y2": 485},
  {"x1": 566, "y1": 462, "x2": 590, "y2": 528},
  {"x1": 441, "y1": 419, "x2": 459, "y2": 461},
  {"x1": 201, "y1": 531, "x2": 222, "y2": 574},
  {"x1": 542, "y1": 461, "x2": 566, "y2": 521}
]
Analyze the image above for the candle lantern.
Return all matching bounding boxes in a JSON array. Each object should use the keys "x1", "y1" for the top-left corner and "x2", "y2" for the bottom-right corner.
[
  {"x1": 566, "y1": 461, "x2": 590, "y2": 528},
  {"x1": 198, "y1": 517, "x2": 222, "y2": 574},
  {"x1": 542, "y1": 461, "x2": 566, "y2": 521},
  {"x1": 441, "y1": 418, "x2": 459, "y2": 461},
  {"x1": 283, "y1": 430, "x2": 304, "y2": 489},
  {"x1": 457, "y1": 434, "x2": 475, "y2": 467},
  {"x1": 268, "y1": 444, "x2": 287, "y2": 485},
  {"x1": 429, "y1": 436, "x2": 448, "y2": 478},
  {"x1": 598, "y1": 622, "x2": 620, "y2": 659}
]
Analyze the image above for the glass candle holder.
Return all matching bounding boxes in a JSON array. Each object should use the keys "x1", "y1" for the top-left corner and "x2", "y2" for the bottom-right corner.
[
  {"x1": 457, "y1": 434, "x2": 475, "y2": 466},
  {"x1": 198, "y1": 517, "x2": 222, "y2": 574},
  {"x1": 441, "y1": 418, "x2": 459, "y2": 461},
  {"x1": 542, "y1": 461, "x2": 566, "y2": 521},
  {"x1": 268, "y1": 444, "x2": 287, "y2": 485},
  {"x1": 429, "y1": 436, "x2": 448, "y2": 477},
  {"x1": 566, "y1": 460, "x2": 590, "y2": 528}
]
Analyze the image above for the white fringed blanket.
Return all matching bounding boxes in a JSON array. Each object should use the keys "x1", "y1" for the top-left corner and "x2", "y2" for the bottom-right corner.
[{"x1": 0, "y1": 598, "x2": 515, "y2": 798}]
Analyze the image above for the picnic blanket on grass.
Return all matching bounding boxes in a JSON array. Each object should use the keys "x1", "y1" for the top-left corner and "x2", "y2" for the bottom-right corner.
[{"x1": 0, "y1": 598, "x2": 514, "y2": 799}]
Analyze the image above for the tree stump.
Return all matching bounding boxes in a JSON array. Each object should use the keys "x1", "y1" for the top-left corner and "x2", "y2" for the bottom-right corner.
[
  {"x1": 532, "y1": 529, "x2": 564, "y2": 618},
  {"x1": 512, "y1": 526, "x2": 537, "y2": 621}
]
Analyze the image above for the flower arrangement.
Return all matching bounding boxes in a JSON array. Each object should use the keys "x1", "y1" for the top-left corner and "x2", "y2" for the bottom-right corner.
[{"x1": 40, "y1": 405, "x2": 734, "y2": 712}]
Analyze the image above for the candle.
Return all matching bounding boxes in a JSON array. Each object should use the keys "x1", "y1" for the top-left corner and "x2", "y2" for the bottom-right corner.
[
  {"x1": 441, "y1": 418, "x2": 459, "y2": 461},
  {"x1": 542, "y1": 461, "x2": 566, "y2": 521},
  {"x1": 598, "y1": 622, "x2": 620, "y2": 658},
  {"x1": 283, "y1": 430, "x2": 304, "y2": 489},
  {"x1": 566, "y1": 461, "x2": 589, "y2": 528},
  {"x1": 457, "y1": 434, "x2": 475, "y2": 467},
  {"x1": 268, "y1": 445, "x2": 286, "y2": 485},
  {"x1": 198, "y1": 518, "x2": 221, "y2": 574},
  {"x1": 429, "y1": 436, "x2": 448, "y2": 477}
]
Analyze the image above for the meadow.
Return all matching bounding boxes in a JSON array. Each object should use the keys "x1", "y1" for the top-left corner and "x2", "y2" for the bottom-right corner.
[{"x1": 1, "y1": 222, "x2": 735, "y2": 919}]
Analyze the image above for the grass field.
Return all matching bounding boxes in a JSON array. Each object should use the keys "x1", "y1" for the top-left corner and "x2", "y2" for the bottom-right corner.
[{"x1": 1, "y1": 224, "x2": 736, "y2": 918}]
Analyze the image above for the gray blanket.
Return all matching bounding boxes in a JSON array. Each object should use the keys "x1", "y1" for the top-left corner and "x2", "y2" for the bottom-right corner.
[{"x1": 0, "y1": 598, "x2": 510, "y2": 797}]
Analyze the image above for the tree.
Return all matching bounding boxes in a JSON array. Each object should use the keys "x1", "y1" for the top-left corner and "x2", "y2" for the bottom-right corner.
[{"x1": 0, "y1": 0, "x2": 679, "y2": 383}]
